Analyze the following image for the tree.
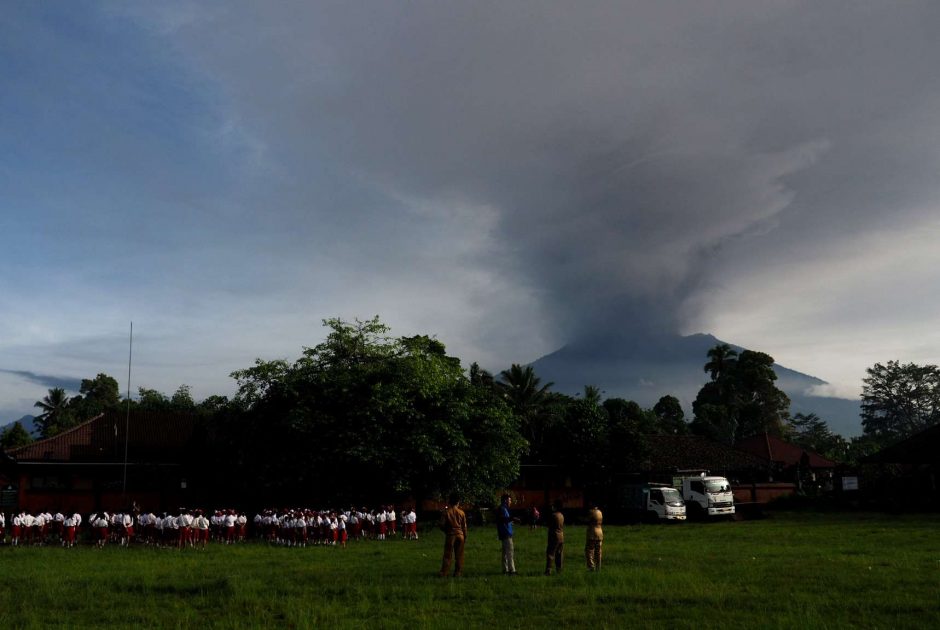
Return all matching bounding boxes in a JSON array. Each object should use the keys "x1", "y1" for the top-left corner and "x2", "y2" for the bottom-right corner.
[
  {"x1": 861, "y1": 361, "x2": 940, "y2": 445},
  {"x1": 136, "y1": 387, "x2": 171, "y2": 411},
  {"x1": 497, "y1": 364, "x2": 555, "y2": 461},
  {"x1": 469, "y1": 362, "x2": 495, "y2": 388},
  {"x1": 170, "y1": 385, "x2": 196, "y2": 410},
  {"x1": 498, "y1": 364, "x2": 554, "y2": 415},
  {"x1": 704, "y1": 343, "x2": 738, "y2": 381},
  {"x1": 652, "y1": 395, "x2": 688, "y2": 435},
  {"x1": 692, "y1": 346, "x2": 790, "y2": 444},
  {"x1": 223, "y1": 317, "x2": 526, "y2": 504},
  {"x1": 602, "y1": 397, "x2": 653, "y2": 469},
  {"x1": 733, "y1": 351, "x2": 791, "y2": 438},
  {"x1": 1, "y1": 421, "x2": 33, "y2": 449},
  {"x1": 34, "y1": 387, "x2": 74, "y2": 438},
  {"x1": 582, "y1": 385, "x2": 603, "y2": 406},
  {"x1": 787, "y1": 412, "x2": 847, "y2": 462},
  {"x1": 557, "y1": 395, "x2": 609, "y2": 484},
  {"x1": 69, "y1": 373, "x2": 122, "y2": 421}
]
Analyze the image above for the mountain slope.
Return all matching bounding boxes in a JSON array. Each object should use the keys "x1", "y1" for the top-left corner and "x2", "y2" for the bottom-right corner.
[
  {"x1": 529, "y1": 333, "x2": 862, "y2": 437},
  {"x1": 0, "y1": 415, "x2": 38, "y2": 437}
]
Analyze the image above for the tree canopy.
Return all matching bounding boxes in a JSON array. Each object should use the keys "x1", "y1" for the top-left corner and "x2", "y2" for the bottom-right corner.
[
  {"x1": 221, "y1": 317, "x2": 526, "y2": 504},
  {"x1": 861, "y1": 361, "x2": 940, "y2": 446},
  {"x1": 0, "y1": 421, "x2": 33, "y2": 450},
  {"x1": 692, "y1": 346, "x2": 790, "y2": 443}
]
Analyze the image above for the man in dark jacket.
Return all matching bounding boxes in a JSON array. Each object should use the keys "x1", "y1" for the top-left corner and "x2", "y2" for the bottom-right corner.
[{"x1": 497, "y1": 494, "x2": 518, "y2": 575}]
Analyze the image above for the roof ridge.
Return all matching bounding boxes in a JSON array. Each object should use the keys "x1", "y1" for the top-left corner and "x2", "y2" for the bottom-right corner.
[{"x1": 8, "y1": 412, "x2": 106, "y2": 455}]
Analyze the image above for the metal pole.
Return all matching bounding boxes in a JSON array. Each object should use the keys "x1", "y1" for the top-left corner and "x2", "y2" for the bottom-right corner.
[{"x1": 122, "y1": 322, "x2": 133, "y2": 497}]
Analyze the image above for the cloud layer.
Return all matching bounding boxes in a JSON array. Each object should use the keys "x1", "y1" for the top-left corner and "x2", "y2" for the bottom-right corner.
[{"x1": 3, "y1": 2, "x2": 940, "y2": 419}]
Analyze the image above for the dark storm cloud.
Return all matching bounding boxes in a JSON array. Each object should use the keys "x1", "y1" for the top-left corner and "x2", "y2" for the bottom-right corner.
[{"x1": 0, "y1": 369, "x2": 83, "y2": 393}]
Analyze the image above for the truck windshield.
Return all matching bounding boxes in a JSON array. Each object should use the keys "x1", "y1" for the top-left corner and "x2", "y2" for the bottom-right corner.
[
  {"x1": 662, "y1": 489, "x2": 683, "y2": 504},
  {"x1": 705, "y1": 480, "x2": 730, "y2": 493}
]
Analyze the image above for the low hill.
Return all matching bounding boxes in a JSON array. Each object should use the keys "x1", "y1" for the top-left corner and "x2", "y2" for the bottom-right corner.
[
  {"x1": 0, "y1": 414, "x2": 38, "y2": 437},
  {"x1": 529, "y1": 332, "x2": 862, "y2": 437}
]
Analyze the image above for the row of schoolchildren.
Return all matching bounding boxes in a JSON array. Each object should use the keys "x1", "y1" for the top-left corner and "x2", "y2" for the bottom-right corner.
[
  {"x1": 0, "y1": 506, "x2": 420, "y2": 548},
  {"x1": 253, "y1": 507, "x2": 418, "y2": 547},
  {"x1": 0, "y1": 509, "x2": 253, "y2": 548},
  {"x1": 0, "y1": 511, "x2": 84, "y2": 547}
]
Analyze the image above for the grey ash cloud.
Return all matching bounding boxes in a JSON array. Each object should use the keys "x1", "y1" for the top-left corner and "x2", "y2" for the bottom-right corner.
[{"x1": 138, "y1": 2, "x2": 940, "y2": 352}]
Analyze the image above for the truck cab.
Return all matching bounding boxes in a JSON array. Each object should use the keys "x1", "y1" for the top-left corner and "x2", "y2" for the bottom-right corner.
[
  {"x1": 646, "y1": 485, "x2": 687, "y2": 521},
  {"x1": 680, "y1": 475, "x2": 735, "y2": 518},
  {"x1": 620, "y1": 482, "x2": 687, "y2": 522}
]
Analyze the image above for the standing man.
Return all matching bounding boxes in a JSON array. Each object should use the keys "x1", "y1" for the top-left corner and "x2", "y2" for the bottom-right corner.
[
  {"x1": 585, "y1": 504, "x2": 603, "y2": 571},
  {"x1": 545, "y1": 501, "x2": 564, "y2": 576},
  {"x1": 438, "y1": 492, "x2": 468, "y2": 578},
  {"x1": 497, "y1": 494, "x2": 518, "y2": 575}
]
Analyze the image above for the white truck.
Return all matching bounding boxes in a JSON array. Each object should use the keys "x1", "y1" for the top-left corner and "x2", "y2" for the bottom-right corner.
[
  {"x1": 678, "y1": 473, "x2": 735, "y2": 519},
  {"x1": 621, "y1": 482, "x2": 687, "y2": 522}
]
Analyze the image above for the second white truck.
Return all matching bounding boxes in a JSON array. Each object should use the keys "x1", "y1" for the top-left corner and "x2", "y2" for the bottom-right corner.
[{"x1": 678, "y1": 473, "x2": 735, "y2": 518}]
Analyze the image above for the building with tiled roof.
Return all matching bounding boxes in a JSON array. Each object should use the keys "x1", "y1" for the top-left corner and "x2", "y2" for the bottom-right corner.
[
  {"x1": 735, "y1": 434, "x2": 838, "y2": 470},
  {"x1": 5, "y1": 410, "x2": 199, "y2": 513},
  {"x1": 638, "y1": 434, "x2": 773, "y2": 480},
  {"x1": 861, "y1": 424, "x2": 940, "y2": 508}
]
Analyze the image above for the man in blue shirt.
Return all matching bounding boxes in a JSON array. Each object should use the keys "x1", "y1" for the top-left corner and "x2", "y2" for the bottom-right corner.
[{"x1": 497, "y1": 494, "x2": 518, "y2": 575}]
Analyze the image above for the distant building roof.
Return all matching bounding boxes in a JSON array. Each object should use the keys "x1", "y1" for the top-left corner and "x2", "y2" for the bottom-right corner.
[
  {"x1": 8, "y1": 410, "x2": 196, "y2": 464},
  {"x1": 638, "y1": 435, "x2": 771, "y2": 473},
  {"x1": 735, "y1": 434, "x2": 837, "y2": 468},
  {"x1": 863, "y1": 424, "x2": 940, "y2": 465}
]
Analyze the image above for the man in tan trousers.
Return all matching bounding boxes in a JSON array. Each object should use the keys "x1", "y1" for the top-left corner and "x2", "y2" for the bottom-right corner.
[
  {"x1": 439, "y1": 492, "x2": 468, "y2": 577},
  {"x1": 545, "y1": 501, "x2": 564, "y2": 575},
  {"x1": 585, "y1": 504, "x2": 603, "y2": 571}
]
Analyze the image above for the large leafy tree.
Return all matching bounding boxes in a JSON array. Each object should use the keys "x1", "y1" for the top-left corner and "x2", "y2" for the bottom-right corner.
[
  {"x1": 692, "y1": 346, "x2": 790, "y2": 444},
  {"x1": 222, "y1": 317, "x2": 526, "y2": 504},
  {"x1": 69, "y1": 373, "x2": 122, "y2": 420},
  {"x1": 652, "y1": 395, "x2": 688, "y2": 435},
  {"x1": 861, "y1": 361, "x2": 940, "y2": 445}
]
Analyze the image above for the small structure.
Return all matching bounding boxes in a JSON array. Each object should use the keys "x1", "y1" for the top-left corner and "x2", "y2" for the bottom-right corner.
[
  {"x1": 5, "y1": 410, "x2": 199, "y2": 514},
  {"x1": 862, "y1": 423, "x2": 940, "y2": 508},
  {"x1": 735, "y1": 433, "x2": 838, "y2": 494}
]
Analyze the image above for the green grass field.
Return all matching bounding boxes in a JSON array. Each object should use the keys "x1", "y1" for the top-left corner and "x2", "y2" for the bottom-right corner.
[{"x1": 1, "y1": 512, "x2": 939, "y2": 629}]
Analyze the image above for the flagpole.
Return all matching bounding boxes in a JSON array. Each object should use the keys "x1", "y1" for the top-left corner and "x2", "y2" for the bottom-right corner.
[{"x1": 122, "y1": 322, "x2": 133, "y2": 497}]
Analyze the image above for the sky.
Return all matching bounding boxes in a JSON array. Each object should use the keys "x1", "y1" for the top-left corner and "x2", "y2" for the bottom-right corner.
[{"x1": 3, "y1": 1, "x2": 940, "y2": 423}]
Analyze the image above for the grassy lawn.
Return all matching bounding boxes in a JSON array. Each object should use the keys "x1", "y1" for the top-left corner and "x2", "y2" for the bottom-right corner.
[{"x1": 1, "y1": 512, "x2": 938, "y2": 628}]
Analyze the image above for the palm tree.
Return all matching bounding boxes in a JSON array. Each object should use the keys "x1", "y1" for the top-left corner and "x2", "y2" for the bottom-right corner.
[
  {"x1": 582, "y1": 385, "x2": 603, "y2": 406},
  {"x1": 498, "y1": 364, "x2": 555, "y2": 458},
  {"x1": 498, "y1": 364, "x2": 554, "y2": 415},
  {"x1": 34, "y1": 387, "x2": 70, "y2": 437},
  {"x1": 704, "y1": 344, "x2": 738, "y2": 381}
]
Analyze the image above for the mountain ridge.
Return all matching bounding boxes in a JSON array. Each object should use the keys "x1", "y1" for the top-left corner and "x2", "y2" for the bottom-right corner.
[{"x1": 528, "y1": 332, "x2": 861, "y2": 437}]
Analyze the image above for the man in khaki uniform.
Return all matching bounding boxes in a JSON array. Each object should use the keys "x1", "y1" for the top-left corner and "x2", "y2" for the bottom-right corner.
[
  {"x1": 439, "y1": 492, "x2": 468, "y2": 577},
  {"x1": 545, "y1": 501, "x2": 564, "y2": 575},
  {"x1": 585, "y1": 504, "x2": 603, "y2": 571}
]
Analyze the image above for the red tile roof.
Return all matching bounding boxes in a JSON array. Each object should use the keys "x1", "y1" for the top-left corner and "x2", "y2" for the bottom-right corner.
[
  {"x1": 639, "y1": 435, "x2": 772, "y2": 472},
  {"x1": 8, "y1": 410, "x2": 196, "y2": 463},
  {"x1": 735, "y1": 434, "x2": 837, "y2": 468}
]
